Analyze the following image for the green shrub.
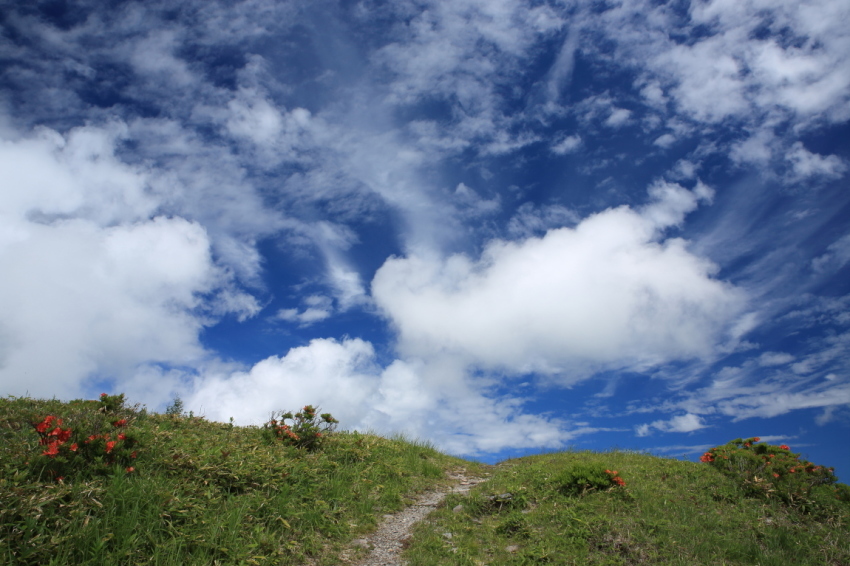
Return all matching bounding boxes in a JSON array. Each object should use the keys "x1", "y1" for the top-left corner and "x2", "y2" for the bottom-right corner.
[
  {"x1": 164, "y1": 395, "x2": 185, "y2": 417},
  {"x1": 263, "y1": 405, "x2": 338, "y2": 451},
  {"x1": 555, "y1": 463, "x2": 626, "y2": 497},
  {"x1": 14, "y1": 393, "x2": 143, "y2": 483},
  {"x1": 700, "y1": 437, "x2": 846, "y2": 510}
]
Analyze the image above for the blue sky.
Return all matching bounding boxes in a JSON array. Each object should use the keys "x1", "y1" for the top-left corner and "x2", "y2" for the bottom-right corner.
[{"x1": 1, "y1": 0, "x2": 849, "y2": 476}]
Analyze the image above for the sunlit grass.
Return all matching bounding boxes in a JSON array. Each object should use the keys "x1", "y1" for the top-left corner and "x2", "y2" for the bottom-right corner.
[
  {"x1": 2, "y1": 396, "x2": 848, "y2": 565},
  {"x1": 0, "y1": 395, "x2": 472, "y2": 565},
  {"x1": 405, "y1": 451, "x2": 850, "y2": 565}
]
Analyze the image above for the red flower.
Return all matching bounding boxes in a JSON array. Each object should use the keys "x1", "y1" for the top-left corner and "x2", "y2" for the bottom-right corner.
[
  {"x1": 105, "y1": 441, "x2": 116, "y2": 454},
  {"x1": 34, "y1": 415, "x2": 56, "y2": 434},
  {"x1": 117, "y1": 433, "x2": 127, "y2": 441},
  {"x1": 69, "y1": 443, "x2": 78, "y2": 452},
  {"x1": 700, "y1": 452, "x2": 715, "y2": 463},
  {"x1": 744, "y1": 442, "x2": 751, "y2": 447},
  {"x1": 753, "y1": 437, "x2": 760, "y2": 442},
  {"x1": 773, "y1": 473, "x2": 780, "y2": 478},
  {"x1": 125, "y1": 467, "x2": 135, "y2": 473},
  {"x1": 112, "y1": 419, "x2": 127, "y2": 428},
  {"x1": 101, "y1": 393, "x2": 108, "y2": 398},
  {"x1": 789, "y1": 468, "x2": 796, "y2": 473},
  {"x1": 131, "y1": 451, "x2": 137, "y2": 459},
  {"x1": 780, "y1": 444, "x2": 790, "y2": 450},
  {"x1": 42, "y1": 442, "x2": 60, "y2": 458},
  {"x1": 54, "y1": 428, "x2": 72, "y2": 443}
]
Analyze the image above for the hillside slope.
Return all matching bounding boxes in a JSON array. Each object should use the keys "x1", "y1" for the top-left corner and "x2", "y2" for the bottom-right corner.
[{"x1": 1, "y1": 396, "x2": 848, "y2": 566}]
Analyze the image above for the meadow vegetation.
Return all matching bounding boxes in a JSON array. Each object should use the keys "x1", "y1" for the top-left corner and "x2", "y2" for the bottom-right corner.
[
  {"x1": 0, "y1": 394, "x2": 472, "y2": 565},
  {"x1": 1, "y1": 394, "x2": 848, "y2": 565},
  {"x1": 406, "y1": 448, "x2": 850, "y2": 565}
]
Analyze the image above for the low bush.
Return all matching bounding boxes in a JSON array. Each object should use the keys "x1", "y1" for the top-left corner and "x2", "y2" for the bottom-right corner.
[
  {"x1": 555, "y1": 463, "x2": 627, "y2": 497},
  {"x1": 263, "y1": 405, "x2": 339, "y2": 451},
  {"x1": 23, "y1": 393, "x2": 141, "y2": 482},
  {"x1": 700, "y1": 437, "x2": 845, "y2": 510}
]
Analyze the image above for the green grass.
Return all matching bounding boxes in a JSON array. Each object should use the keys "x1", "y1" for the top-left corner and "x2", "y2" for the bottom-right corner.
[
  {"x1": 0, "y1": 395, "x2": 475, "y2": 565},
  {"x1": 404, "y1": 451, "x2": 850, "y2": 565},
  {"x1": 2, "y1": 396, "x2": 848, "y2": 565}
]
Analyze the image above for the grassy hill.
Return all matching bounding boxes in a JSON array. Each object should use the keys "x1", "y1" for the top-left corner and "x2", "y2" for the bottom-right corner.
[{"x1": 1, "y1": 395, "x2": 848, "y2": 565}]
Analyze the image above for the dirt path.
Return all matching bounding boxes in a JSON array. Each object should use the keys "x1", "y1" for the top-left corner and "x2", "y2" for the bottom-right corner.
[{"x1": 342, "y1": 468, "x2": 490, "y2": 566}]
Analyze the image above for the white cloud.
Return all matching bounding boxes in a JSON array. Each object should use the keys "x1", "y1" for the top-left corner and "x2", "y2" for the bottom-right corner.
[
  {"x1": 276, "y1": 295, "x2": 334, "y2": 327},
  {"x1": 189, "y1": 338, "x2": 381, "y2": 427},
  {"x1": 546, "y1": 31, "x2": 578, "y2": 104},
  {"x1": 669, "y1": 159, "x2": 698, "y2": 180},
  {"x1": 507, "y1": 202, "x2": 579, "y2": 238},
  {"x1": 550, "y1": 134, "x2": 582, "y2": 155},
  {"x1": 636, "y1": 413, "x2": 706, "y2": 436},
  {"x1": 786, "y1": 142, "x2": 848, "y2": 180},
  {"x1": 454, "y1": 182, "x2": 501, "y2": 217},
  {"x1": 0, "y1": 124, "x2": 156, "y2": 226},
  {"x1": 605, "y1": 107, "x2": 632, "y2": 128},
  {"x1": 758, "y1": 352, "x2": 795, "y2": 367},
  {"x1": 720, "y1": 385, "x2": 850, "y2": 420},
  {"x1": 730, "y1": 130, "x2": 776, "y2": 166},
  {"x1": 188, "y1": 338, "x2": 574, "y2": 455},
  {"x1": 370, "y1": 0, "x2": 563, "y2": 155},
  {"x1": 211, "y1": 289, "x2": 262, "y2": 322},
  {"x1": 576, "y1": 0, "x2": 850, "y2": 168},
  {"x1": 645, "y1": 333, "x2": 850, "y2": 423},
  {"x1": 373, "y1": 182, "x2": 744, "y2": 382},
  {"x1": 653, "y1": 133, "x2": 676, "y2": 148},
  {"x1": 0, "y1": 215, "x2": 218, "y2": 400},
  {"x1": 812, "y1": 234, "x2": 850, "y2": 274},
  {"x1": 815, "y1": 406, "x2": 837, "y2": 425},
  {"x1": 0, "y1": 123, "x2": 263, "y2": 401},
  {"x1": 129, "y1": 29, "x2": 197, "y2": 87}
]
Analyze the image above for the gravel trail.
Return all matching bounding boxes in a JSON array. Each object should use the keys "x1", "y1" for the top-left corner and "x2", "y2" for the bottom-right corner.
[{"x1": 341, "y1": 468, "x2": 490, "y2": 566}]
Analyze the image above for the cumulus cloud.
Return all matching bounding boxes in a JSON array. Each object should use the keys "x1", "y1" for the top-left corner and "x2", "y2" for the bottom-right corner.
[
  {"x1": 0, "y1": 123, "x2": 260, "y2": 401},
  {"x1": 0, "y1": 215, "x2": 218, "y2": 400},
  {"x1": 373, "y1": 182, "x2": 744, "y2": 381},
  {"x1": 188, "y1": 338, "x2": 573, "y2": 455}
]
